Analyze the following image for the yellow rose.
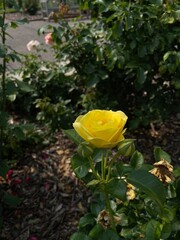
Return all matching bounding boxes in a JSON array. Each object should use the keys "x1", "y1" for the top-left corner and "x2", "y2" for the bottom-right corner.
[{"x1": 73, "y1": 110, "x2": 128, "y2": 148}]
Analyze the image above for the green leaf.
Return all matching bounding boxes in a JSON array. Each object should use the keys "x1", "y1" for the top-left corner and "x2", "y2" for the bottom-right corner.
[
  {"x1": 0, "y1": 43, "x2": 7, "y2": 57},
  {"x1": 87, "y1": 179, "x2": 101, "y2": 186},
  {"x1": 149, "y1": 0, "x2": 163, "y2": 5},
  {"x1": 2, "y1": 192, "x2": 21, "y2": 208},
  {"x1": 138, "y1": 46, "x2": 147, "y2": 58},
  {"x1": 154, "y1": 147, "x2": 171, "y2": 163},
  {"x1": 88, "y1": 223, "x2": 104, "y2": 239},
  {"x1": 6, "y1": 81, "x2": 17, "y2": 95},
  {"x1": 173, "y1": 10, "x2": 180, "y2": 21},
  {"x1": 13, "y1": 18, "x2": 28, "y2": 25},
  {"x1": 14, "y1": 126, "x2": 25, "y2": 141},
  {"x1": 130, "y1": 150, "x2": 144, "y2": 169},
  {"x1": 98, "y1": 228, "x2": 121, "y2": 240},
  {"x1": 90, "y1": 202, "x2": 104, "y2": 216},
  {"x1": 128, "y1": 169, "x2": 166, "y2": 208},
  {"x1": 176, "y1": 177, "x2": 180, "y2": 199},
  {"x1": 161, "y1": 223, "x2": 172, "y2": 239},
  {"x1": 174, "y1": 167, "x2": 180, "y2": 177},
  {"x1": 44, "y1": 72, "x2": 55, "y2": 82},
  {"x1": 63, "y1": 129, "x2": 83, "y2": 145},
  {"x1": 145, "y1": 219, "x2": 162, "y2": 240},
  {"x1": 115, "y1": 213, "x2": 128, "y2": 227},
  {"x1": 71, "y1": 154, "x2": 90, "y2": 178},
  {"x1": 78, "y1": 142, "x2": 94, "y2": 158},
  {"x1": 137, "y1": 67, "x2": 147, "y2": 84},
  {"x1": 70, "y1": 232, "x2": 92, "y2": 240},
  {"x1": 79, "y1": 213, "x2": 96, "y2": 228},
  {"x1": 0, "y1": 111, "x2": 8, "y2": 128},
  {"x1": 93, "y1": 149, "x2": 106, "y2": 163},
  {"x1": 0, "y1": 16, "x2": 3, "y2": 27},
  {"x1": 106, "y1": 178, "x2": 127, "y2": 200},
  {"x1": 0, "y1": 161, "x2": 9, "y2": 179},
  {"x1": 16, "y1": 80, "x2": 33, "y2": 92},
  {"x1": 173, "y1": 77, "x2": 180, "y2": 89}
]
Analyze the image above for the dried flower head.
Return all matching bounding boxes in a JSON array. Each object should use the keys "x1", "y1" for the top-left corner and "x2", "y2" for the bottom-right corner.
[
  {"x1": 97, "y1": 210, "x2": 120, "y2": 228},
  {"x1": 97, "y1": 210, "x2": 111, "y2": 228},
  {"x1": 127, "y1": 183, "x2": 136, "y2": 200},
  {"x1": 149, "y1": 159, "x2": 174, "y2": 183}
]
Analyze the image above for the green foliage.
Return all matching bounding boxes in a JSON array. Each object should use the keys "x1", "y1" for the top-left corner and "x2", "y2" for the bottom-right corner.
[
  {"x1": 0, "y1": 1, "x2": 35, "y2": 229},
  {"x1": 7, "y1": 0, "x2": 179, "y2": 133},
  {"x1": 8, "y1": 53, "x2": 80, "y2": 130},
  {"x1": 65, "y1": 128, "x2": 180, "y2": 239},
  {"x1": 51, "y1": 0, "x2": 180, "y2": 129}
]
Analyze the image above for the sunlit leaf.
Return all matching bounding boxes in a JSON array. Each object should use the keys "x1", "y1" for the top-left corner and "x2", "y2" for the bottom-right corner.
[
  {"x1": 154, "y1": 147, "x2": 171, "y2": 163},
  {"x1": 63, "y1": 129, "x2": 83, "y2": 145}
]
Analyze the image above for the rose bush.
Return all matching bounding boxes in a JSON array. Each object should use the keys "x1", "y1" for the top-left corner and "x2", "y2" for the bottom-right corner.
[
  {"x1": 73, "y1": 110, "x2": 128, "y2": 148},
  {"x1": 65, "y1": 110, "x2": 180, "y2": 240}
]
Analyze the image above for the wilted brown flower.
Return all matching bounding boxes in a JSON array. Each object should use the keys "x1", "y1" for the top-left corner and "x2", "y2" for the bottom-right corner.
[
  {"x1": 149, "y1": 159, "x2": 174, "y2": 183},
  {"x1": 97, "y1": 210, "x2": 120, "y2": 228},
  {"x1": 97, "y1": 210, "x2": 111, "y2": 228},
  {"x1": 126, "y1": 183, "x2": 136, "y2": 200}
]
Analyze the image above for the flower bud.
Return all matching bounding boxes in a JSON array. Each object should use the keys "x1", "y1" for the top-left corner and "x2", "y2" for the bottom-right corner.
[
  {"x1": 117, "y1": 139, "x2": 135, "y2": 157},
  {"x1": 77, "y1": 142, "x2": 94, "y2": 158}
]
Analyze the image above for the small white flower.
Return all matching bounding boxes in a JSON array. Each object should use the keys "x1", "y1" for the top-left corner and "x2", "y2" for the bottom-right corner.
[{"x1": 26, "y1": 40, "x2": 40, "y2": 51}]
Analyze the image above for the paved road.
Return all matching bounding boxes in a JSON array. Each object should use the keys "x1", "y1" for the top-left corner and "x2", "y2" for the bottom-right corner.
[
  {"x1": 5, "y1": 20, "x2": 58, "y2": 69},
  {"x1": 5, "y1": 17, "x2": 89, "y2": 69}
]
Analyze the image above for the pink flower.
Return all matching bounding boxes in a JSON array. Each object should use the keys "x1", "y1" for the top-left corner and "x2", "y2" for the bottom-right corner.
[
  {"x1": 6, "y1": 169, "x2": 13, "y2": 181},
  {"x1": 45, "y1": 33, "x2": 53, "y2": 45},
  {"x1": 12, "y1": 178, "x2": 22, "y2": 185},
  {"x1": 25, "y1": 176, "x2": 31, "y2": 183}
]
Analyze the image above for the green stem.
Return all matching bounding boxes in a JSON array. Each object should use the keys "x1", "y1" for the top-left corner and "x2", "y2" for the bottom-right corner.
[
  {"x1": 104, "y1": 189, "x2": 117, "y2": 232},
  {"x1": 106, "y1": 150, "x2": 122, "y2": 181},
  {"x1": 88, "y1": 156, "x2": 101, "y2": 180},
  {"x1": 101, "y1": 150, "x2": 108, "y2": 180},
  {"x1": 101, "y1": 150, "x2": 117, "y2": 232}
]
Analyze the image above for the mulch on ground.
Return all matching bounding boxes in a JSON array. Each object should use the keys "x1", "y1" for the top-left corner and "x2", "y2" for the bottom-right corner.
[
  {"x1": 1, "y1": 132, "x2": 90, "y2": 240},
  {"x1": 0, "y1": 116, "x2": 179, "y2": 240}
]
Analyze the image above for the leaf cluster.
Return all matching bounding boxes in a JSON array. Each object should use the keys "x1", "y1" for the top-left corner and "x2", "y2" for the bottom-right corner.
[
  {"x1": 65, "y1": 129, "x2": 180, "y2": 240},
  {"x1": 52, "y1": 0, "x2": 180, "y2": 128}
]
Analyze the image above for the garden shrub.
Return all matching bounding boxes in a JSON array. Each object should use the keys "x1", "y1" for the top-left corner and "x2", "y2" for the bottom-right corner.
[
  {"x1": 65, "y1": 109, "x2": 180, "y2": 239},
  {"x1": 50, "y1": 0, "x2": 180, "y2": 129},
  {"x1": 8, "y1": 52, "x2": 81, "y2": 130},
  {"x1": 7, "y1": 0, "x2": 179, "y2": 132}
]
